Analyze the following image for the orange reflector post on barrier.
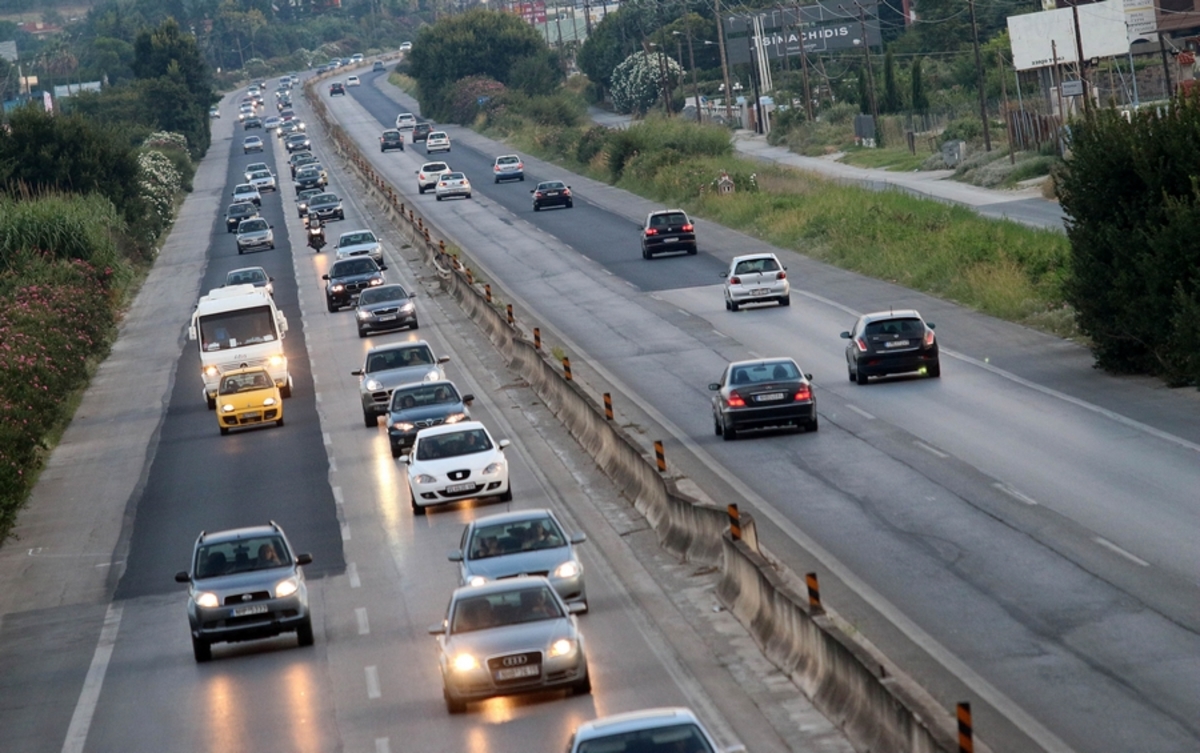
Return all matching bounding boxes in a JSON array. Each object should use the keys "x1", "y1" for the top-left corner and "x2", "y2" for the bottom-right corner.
[
  {"x1": 727, "y1": 504, "x2": 741, "y2": 540},
  {"x1": 805, "y1": 572, "x2": 823, "y2": 613},
  {"x1": 654, "y1": 441, "x2": 666, "y2": 472},
  {"x1": 957, "y1": 703, "x2": 973, "y2": 753},
  {"x1": 603, "y1": 393, "x2": 613, "y2": 420},
  {"x1": 485, "y1": 284, "x2": 492, "y2": 303},
  {"x1": 534, "y1": 327, "x2": 542, "y2": 350},
  {"x1": 562, "y1": 356, "x2": 572, "y2": 381},
  {"x1": 506, "y1": 304, "x2": 514, "y2": 326},
  {"x1": 466, "y1": 268, "x2": 474, "y2": 284}
]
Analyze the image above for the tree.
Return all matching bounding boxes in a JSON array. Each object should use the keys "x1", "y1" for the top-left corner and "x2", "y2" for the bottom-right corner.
[
  {"x1": 911, "y1": 57, "x2": 928, "y2": 114},
  {"x1": 132, "y1": 19, "x2": 213, "y2": 156},
  {"x1": 857, "y1": 67, "x2": 869, "y2": 115},
  {"x1": 610, "y1": 51, "x2": 683, "y2": 115},
  {"x1": 882, "y1": 47, "x2": 902, "y2": 113}
]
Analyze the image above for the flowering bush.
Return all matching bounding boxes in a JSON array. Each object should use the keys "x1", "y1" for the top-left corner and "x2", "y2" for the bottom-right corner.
[
  {"x1": 137, "y1": 150, "x2": 182, "y2": 242},
  {"x1": 610, "y1": 52, "x2": 683, "y2": 116},
  {"x1": 144, "y1": 131, "x2": 189, "y2": 152}
]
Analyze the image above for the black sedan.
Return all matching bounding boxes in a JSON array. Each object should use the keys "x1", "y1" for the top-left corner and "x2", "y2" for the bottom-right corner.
[
  {"x1": 307, "y1": 192, "x2": 345, "y2": 222},
  {"x1": 355, "y1": 283, "x2": 418, "y2": 337},
  {"x1": 293, "y1": 166, "x2": 325, "y2": 192},
  {"x1": 224, "y1": 201, "x2": 259, "y2": 233},
  {"x1": 322, "y1": 257, "x2": 387, "y2": 312},
  {"x1": 641, "y1": 209, "x2": 696, "y2": 258},
  {"x1": 841, "y1": 310, "x2": 940, "y2": 384},
  {"x1": 531, "y1": 181, "x2": 573, "y2": 211},
  {"x1": 385, "y1": 380, "x2": 473, "y2": 457},
  {"x1": 709, "y1": 358, "x2": 817, "y2": 440}
]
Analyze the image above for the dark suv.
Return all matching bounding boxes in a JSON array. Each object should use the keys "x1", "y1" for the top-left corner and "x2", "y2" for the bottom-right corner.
[
  {"x1": 225, "y1": 201, "x2": 259, "y2": 232},
  {"x1": 841, "y1": 309, "x2": 940, "y2": 384},
  {"x1": 385, "y1": 380, "x2": 472, "y2": 457},
  {"x1": 641, "y1": 209, "x2": 697, "y2": 258},
  {"x1": 323, "y1": 257, "x2": 387, "y2": 311},
  {"x1": 411, "y1": 122, "x2": 433, "y2": 142},
  {"x1": 330, "y1": 82, "x2": 346, "y2": 96},
  {"x1": 174, "y1": 522, "x2": 314, "y2": 662},
  {"x1": 380, "y1": 129, "x2": 405, "y2": 152}
]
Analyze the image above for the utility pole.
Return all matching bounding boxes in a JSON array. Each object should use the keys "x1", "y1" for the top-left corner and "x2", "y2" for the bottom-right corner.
[
  {"x1": 1071, "y1": 4, "x2": 1091, "y2": 117},
  {"x1": 998, "y1": 50, "x2": 1014, "y2": 164},
  {"x1": 746, "y1": 26, "x2": 764, "y2": 133},
  {"x1": 798, "y1": 12, "x2": 814, "y2": 121},
  {"x1": 676, "y1": 22, "x2": 703, "y2": 125},
  {"x1": 856, "y1": 4, "x2": 879, "y2": 145},
  {"x1": 583, "y1": 0, "x2": 592, "y2": 36},
  {"x1": 716, "y1": 0, "x2": 734, "y2": 122},
  {"x1": 968, "y1": 0, "x2": 992, "y2": 151}
]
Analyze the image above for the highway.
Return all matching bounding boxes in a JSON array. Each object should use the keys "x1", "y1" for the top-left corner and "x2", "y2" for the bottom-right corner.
[
  {"x1": 324, "y1": 69, "x2": 1200, "y2": 753},
  {"x1": 0, "y1": 79, "x2": 846, "y2": 753}
]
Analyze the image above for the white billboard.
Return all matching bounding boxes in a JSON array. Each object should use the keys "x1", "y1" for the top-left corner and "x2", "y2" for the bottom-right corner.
[{"x1": 1008, "y1": 0, "x2": 1130, "y2": 71}]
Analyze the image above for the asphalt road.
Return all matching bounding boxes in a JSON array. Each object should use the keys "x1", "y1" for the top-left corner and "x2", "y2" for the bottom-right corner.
[
  {"x1": 332, "y1": 69, "x2": 1200, "y2": 753},
  {"x1": 0, "y1": 78, "x2": 843, "y2": 753}
]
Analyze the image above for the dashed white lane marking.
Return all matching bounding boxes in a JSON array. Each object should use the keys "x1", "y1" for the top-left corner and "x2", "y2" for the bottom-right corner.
[
  {"x1": 1094, "y1": 537, "x2": 1150, "y2": 567},
  {"x1": 711, "y1": 329, "x2": 729, "y2": 338},
  {"x1": 329, "y1": 457, "x2": 337, "y2": 473},
  {"x1": 375, "y1": 739, "x2": 391, "y2": 753},
  {"x1": 315, "y1": 392, "x2": 323, "y2": 404},
  {"x1": 61, "y1": 603, "x2": 123, "y2": 753},
  {"x1": 993, "y1": 482, "x2": 1039, "y2": 506},
  {"x1": 846, "y1": 404, "x2": 875, "y2": 420},
  {"x1": 355, "y1": 607, "x2": 370, "y2": 635},
  {"x1": 323, "y1": 432, "x2": 332, "y2": 446},
  {"x1": 365, "y1": 666, "x2": 381, "y2": 699},
  {"x1": 341, "y1": 523, "x2": 351, "y2": 541},
  {"x1": 747, "y1": 350, "x2": 761, "y2": 358},
  {"x1": 914, "y1": 440, "x2": 949, "y2": 458},
  {"x1": 332, "y1": 486, "x2": 344, "y2": 506},
  {"x1": 347, "y1": 562, "x2": 361, "y2": 588}
]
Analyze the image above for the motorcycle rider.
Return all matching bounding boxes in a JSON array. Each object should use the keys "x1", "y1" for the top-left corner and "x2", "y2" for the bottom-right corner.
[{"x1": 306, "y1": 210, "x2": 326, "y2": 252}]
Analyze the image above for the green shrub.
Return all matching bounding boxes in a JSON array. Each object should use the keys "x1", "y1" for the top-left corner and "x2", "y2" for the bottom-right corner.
[
  {"x1": 941, "y1": 117, "x2": 982, "y2": 144},
  {"x1": 576, "y1": 126, "x2": 610, "y2": 164}
]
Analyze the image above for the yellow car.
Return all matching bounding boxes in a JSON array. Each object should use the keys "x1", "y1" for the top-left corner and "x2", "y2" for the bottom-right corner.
[{"x1": 216, "y1": 367, "x2": 284, "y2": 435}]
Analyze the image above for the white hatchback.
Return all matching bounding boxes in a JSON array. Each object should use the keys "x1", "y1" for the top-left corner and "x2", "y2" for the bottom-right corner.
[
  {"x1": 425, "y1": 131, "x2": 451, "y2": 153},
  {"x1": 347, "y1": 75, "x2": 361, "y2": 87},
  {"x1": 395, "y1": 112, "x2": 417, "y2": 131},
  {"x1": 722, "y1": 253, "x2": 790, "y2": 311},
  {"x1": 401, "y1": 421, "x2": 511, "y2": 514}
]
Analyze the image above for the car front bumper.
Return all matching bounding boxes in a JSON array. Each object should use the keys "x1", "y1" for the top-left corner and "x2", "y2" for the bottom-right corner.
[
  {"x1": 442, "y1": 647, "x2": 587, "y2": 702},
  {"x1": 218, "y1": 404, "x2": 282, "y2": 429},
  {"x1": 411, "y1": 474, "x2": 509, "y2": 508},
  {"x1": 188, "y1": 590, "x2": 308, "y2": 644}
]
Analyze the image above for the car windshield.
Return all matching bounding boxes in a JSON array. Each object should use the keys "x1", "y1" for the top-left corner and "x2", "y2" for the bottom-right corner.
[
  {"x1": 539, "y1": 182, "x2": 565, "y2": 190},
  {"x1": 469, "y1": 517, "x2": 565, "y2": 560},
  {"x1": 390, "y1": 382, "x2": 459, "y2": 411},
  {"x1": 250, "y1": 171, "x2": 271, "y2": 180},
  {"x1": 424, "y1": 163, "x2": 448, "y2": 172},
  {"x1": 340, "y1": 231, "x2": 377, "y2": 246},
  {"x1": 234, "y1": 185, "x2": 256, "y2": 195},
  {"x1": 450, "y1": 586, "x2": 563, "y2": 634},
  {"x1": 383, "y1": 131, "x2": 400, "y2": 140},
  {"x1": 415, "y1": 428, "x2": 492, "y2": 461},
  {"x1": 199, "y1": 306, "x2": 276, "y2": 351},
  {"x1": 239, "y1": 219, "x2": 268, "y2": 233},
  {"x1": 864, "y1": 318, "x2": 923, "y2": 336},
  {"x1": 230, "y1": 203, "x2": 255, "y2": 216},
  {"x1": 218, "y1": 369, "x2": 273, "y2": 395},
  {"x1": 227, "y1": 269, "x2": 267, "y2": 286},
  {"x1": 298, "y1": 168, "x2": 319, "y2": 178},
  {"x1": 332, "y1": 259, "x2": 378, "y2": 277},
  {"x1": 367, "y1": 345, "x2": 433, "y2": 373},
  {"x1": 195, "y1": 535, "x2": 290, "y2": 578},
  {"x1": 246, "y1": 163, "x2": 267, "y2": 172},
  {"x1": 359, "y1": 285, "x2": 408, "y2": 305},
  {"x1": 728, "y1": 361, "x2": 800, "y2": 385},
  {"x1": 650, "y1": 212, "x2": 688, "y2": 228},
  {"x1": 498, "y1": 156, "x2": 519, "y2": 165},
  {"x1": 733, "y1": 256, "x2": 780, "y2": 275},
  {"x1": 442, "y1": 173, "x2": 465, "y2": 181},
  {"x1": 575, "y1": 724, "x2": 715, "y2": 753},
  {"x1": 429, "y1": 132, "x2": 447, "y2": 139},
  {"x1": 311, "y1": 194, "x2": 338, "y2": 206}
]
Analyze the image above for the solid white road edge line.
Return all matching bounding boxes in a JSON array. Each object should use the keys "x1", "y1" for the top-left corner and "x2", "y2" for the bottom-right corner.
[{"x1": 61, "y1": 603, "x2": 123, "y2": 753}]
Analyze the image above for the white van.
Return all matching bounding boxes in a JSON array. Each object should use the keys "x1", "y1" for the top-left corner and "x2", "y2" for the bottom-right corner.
[{"x1": 189, "y1": 285, "x2": 292, "y2": 408}]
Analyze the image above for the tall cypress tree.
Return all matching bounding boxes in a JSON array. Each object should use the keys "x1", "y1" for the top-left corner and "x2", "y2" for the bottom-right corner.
[
  {"x1": 911, "y1": 57, "x2": 929, "y2": 114},
  {"x1": 882, "y1": 47, "x2": 901, "y2": 113}
]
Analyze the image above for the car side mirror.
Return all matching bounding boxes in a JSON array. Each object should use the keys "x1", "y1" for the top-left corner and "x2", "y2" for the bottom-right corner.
[
  {"x1": 447, "y1": 550, "x2": 463, "y2": 562},
  {"x1": 498, "y1": 439, "x2": 511, "y2": 449},
  {"x1": 351, "y1": 369, "x2": 363, "y2": 376},
  {"x1": 569, "y1": 533, "x2": 587, "y2": 545},
  {"x1": 398, "y1": 455, "x2": 411, "y2": 464},
  {"x1": 927, "y1": 323, "x2": 936, "y2": 329},
  {"x1": 269, "y1": 225, "x2": 274, "y2": 229},
  {"x1": 269, "y1": 277, "x2": 274, "y2": 281},
  {"x1": 567, "y1": 603, "x2": 587, "y2": 615},
  {"x1": 428, "y1": 623, "x2": 446, "y2": 635},
  {"x1": 805, "y1": 373, "x2": 814, "y2": 381},
  {"x1": 839, "y1": 331, "x2": 852, "y2": 339},
  {"x1": 296, "y1": 553, "x2": 313, "y2": 565},
  {"x1": 530, "y1": 189, "x2": 535, "y2": 193},
  {"x1": 462, "y1": 394, "x2": 475, "y2": 404},
  {"x1": 174, "y1": 571, "x2": 191, "y2": 583},
  {"x1": 708, "y1": 383, "x2": 720, "y2": 391},
  {"x1": 437, "y1": 355, "x2": 450, "y2": 364},
  {"x1": 322, "y1": 274, "x2": 330, "y2": 280},
  {"x1": 379, "y1": 264, "x2": 388, "y2": 271}
]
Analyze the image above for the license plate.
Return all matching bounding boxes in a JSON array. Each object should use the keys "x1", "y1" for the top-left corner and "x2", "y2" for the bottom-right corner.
[
  {"x1": 663, "y1": 237, "x2": 678, "y2": 243},
  {"x1": 378, "y1": 314, "x2": 397, "y2": 322},
  {"x1": 756, "y1": 393, "x2": 784, "y2": 401},
  {"x1": 495, "y1": 664, "x2": 541, "y2": 680},
  {"x1": 446, "y1": 482, "x2": 475, "y2": 493},
  {"x1": 750, "y1": 288, "x2": 769, "y2": 296},
  {"x1": 241, "y1": 413, "x2": 261, "y2": 421},
  {"x1": 884, "y1": 340, "x2": 910, "y2": 348},
  {"x1": 232, "y1": 603, "x2": 267, "y2": 617}
]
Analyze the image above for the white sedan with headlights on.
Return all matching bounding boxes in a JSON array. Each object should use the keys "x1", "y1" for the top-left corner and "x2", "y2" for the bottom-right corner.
[
  {"x1": 429, "y1": 577, "x2": 590, "y2": 713},
  {"x1": 401, "y1": 421, "x2": 511, "y2": 513}
]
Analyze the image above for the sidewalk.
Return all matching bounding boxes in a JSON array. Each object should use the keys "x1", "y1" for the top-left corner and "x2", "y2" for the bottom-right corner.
[{"x1": 587, "y1": 106, "x2": 1066, "y2": 231}]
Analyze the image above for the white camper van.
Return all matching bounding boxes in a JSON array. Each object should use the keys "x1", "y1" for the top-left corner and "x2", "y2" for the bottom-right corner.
[{"x1": 189, "y1": 285, "x2": 292, "y2": 408}]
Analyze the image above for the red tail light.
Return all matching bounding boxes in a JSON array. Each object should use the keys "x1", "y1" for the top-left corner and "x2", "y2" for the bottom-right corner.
[
  {"x1": 855, "y1": 337, "x2": 868, "y2": 352},
  {"x1": 682, "y1": 223, "x2": 694, "y2": 232},
  {"x1": 793, "y1": 385, "x2": 812, "y2": 402},
  {"x1": 726, "y1": 392, "x2": 746, "y2": 408},
  {"x1": 563, "y1": 188, "x2": 571, "y2": 196},
  {"x1": 535, "y1": 191, "x2": 544, "y2": 198},
  {"x1": 777, "y1": 271, "x2": 787, "y2": 280},
  {"x1": 923, "y1": 329, "x2": 936, "y2": 347},
  {"x1": 730, "y1": 275, "x2": 741, "y2": 285},
  {"x1": 644, "y1": 228, "x2": 658, "y2": 237}
]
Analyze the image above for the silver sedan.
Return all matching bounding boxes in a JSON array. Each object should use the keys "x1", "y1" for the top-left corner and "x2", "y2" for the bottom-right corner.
[
  {"x1": 429, "y1": 577, "x2": 590, "y2": 713},
  {"x1": 449, "y1": 508, "x2": 588, "y2": 609}
]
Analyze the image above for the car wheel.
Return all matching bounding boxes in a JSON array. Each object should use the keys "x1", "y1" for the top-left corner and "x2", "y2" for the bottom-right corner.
[
  {"x1": 724, "y1": 298, "x2": 731, "y2": 311},
  {"x1": 927, "y1": 362, "x2": 941, "y2": 378},
  {"x1": 327, "y1": 298, "x2": 337, "y2": 313},
  {"x1": 363, "y1": 410, "x2": 377, "y2": 429},
  {"x1": 206, "y1": 395, "x2": 217, "y2": 410},
  {"x1": 494, "y1": 177, "x2": 500, "y2": 183},
  {"x1": 498, "y1": 487, "x2": 513, "y2": 503},
  {"x1": 687, "y1": 245, "x2": 697, "y2": 255},
  {"x1": 338, "y1": 211, "x2": 344, "y2": 220},
  {"x1": 219, "y1": 426, "x2": 229, "y2": 436},
  {"x1": 237, "y1": 248, "x2": 243, "y2": 255},
  {"x1": 520, "y1": 175, "x2": 525, "y2": 181},
  {"x1": 566, "y1": 200, "x2": 573, "y2": 208},
  {"x1": 465, "y1": 193, "x2": 471, "y2": 199},
  {"x1": 296, "y1": 617, "x2": 315, "y2": 647},
  {"x1": 276, "y1": 417, "x2": 285, "y2": 427},
  {"x1": 280, "y1": 381, "x2": 292, "y2": 399},
  {"x1": 357, "y1": 327, "x2": 368, "y2": 338},
  {"x1": 390, "y1": 444, "x2": 401, "y2": 459},
  {"x1": 436, "y1": 195, "x2": 442, "y2": 201},
  {"x1": 722, "y1": 419, "x2": 737, "y2": 441},
  {"x1": 779, "y1": 294, "x2": 791, "y2": 306},
  {"x1": 848, "y1": 365, "x2": 856, "y2": 382},
  {"x1": 533, "y1": 204, "x2": 540, "y2": 212},
  {"x1": 192, "y1": 636, "x2": 212, "y2": 663},
  {"x1": 445, "y1": 691, "x2": 467, "y2": 714},
  {"x1": 806, "y1": 417, "x2": 820, "y2": 432},
  {"x1": 729, "y1": 299, "x2": 740, "y2": 312},
  {"x1": 572, "y1": 670, "x2": 592, "y2": 696},
  {"x1": 855, "y1": 369, "x2": 869, "y2": 385},
  {"x1": 641, "y1": 248, "x2": 650, "y2": 260},
  {"x1": 410, "y1": 318, "x2": 420, "y2": 330},
  {"x1": 269, "y1": 243, "x2": 275, "y2": 250},
  {"x1": 410, "y1": 487, "x2": 426, "y2": 515},
  {"x1": 418, "y1": 186, "x2": 425, "y2": 194}
]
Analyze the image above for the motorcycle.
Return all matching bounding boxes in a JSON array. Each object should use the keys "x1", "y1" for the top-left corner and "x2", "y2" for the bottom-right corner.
[{"x1": 306, "y1": 213, "x2": 326, "y2": 252}]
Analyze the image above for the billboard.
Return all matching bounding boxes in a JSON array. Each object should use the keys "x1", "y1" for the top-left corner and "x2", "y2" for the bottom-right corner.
[
  {"x1": 723, "y1": 1, "x2": 881, "y2": 66},
  {"x1": 0, "y1": 40, "x2": 16, "y2": 63},
  {"x1": 514, "y1": 1, "x2": 547, "y2": 25},
  {"x1": 1007, "y1": 0, "x2": 1131, "y2": 70}
]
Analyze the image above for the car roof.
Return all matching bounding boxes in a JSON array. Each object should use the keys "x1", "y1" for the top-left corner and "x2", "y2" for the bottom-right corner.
[
  {"x1": 421, "y1": 161, "x2": 448, "y2": 170},
  {"x1": 414, "y1": 419, "x2": 488, "y2": 440},
  {"x1": 466, "y1": 508, "x2": 555, "y2": 529},
  {"x1": 726, "y1": 357, "x2": 800, "y2": 370},
  {"x1": 861, "y1": 309, "x2": 924, "y2": 323},
  {"x1": 367, "y1": 340, "x2": 432, "y2": 356},
  {"x1": 449, "y1": 574, "x2": 549, "y2": 600},
  {"x1": 197, "y1": 523, "x2": 280, "y2": 545},
  {"x1": 648, "y1": 208, "x2": 687, "y2": 217},
  {"x1": 573, "y1": 708, "x2": 704, "y2": 741}
]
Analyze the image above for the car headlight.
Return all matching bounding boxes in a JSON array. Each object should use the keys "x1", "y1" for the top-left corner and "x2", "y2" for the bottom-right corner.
[
  {"x1": 466, "y1": 575, "x2": 488, "y2": 587},
  {"x1": 204, "y1": 366, "x2": 219, "y2": 377},
  {"x1": 423, "y1": 370, "x2": 439, "y2": 382},
  {"x1": 196, "y1": 592, "x2": 220, "y2": 609},
  {"x1": 554, "y1": 561, "x2": 581, "y2": 579},
  {"x1": 263, "y1": 397, "x2": 276, "y2": 406},
  {"x1": 369, "y1": 277, "x2": 383, "y2": 286},
  {"x1": 482, "y1": 461, "x2": 505, "y2": 475},
  {"x1": 332, "y1": 284, "x2": 345, "y2": 292},
  {"x1": 444, "y1": 413, "x2": 466, "y2": 424},
  {"x1": 452, "y1": 653, "x2": 479, "y2": 672},
  {"x1": 365, "y1": 379, "x2": 383, "y2": 391},
  {"x1": 414, "y1": 474, "x2": 437, "y2": 484},
  {"x1": 548, "y1": 639, "x2": 576, "y2": 658},
  {"x1": 392, "y1": 421, "x2": 414, "y2": 431},
  {"x1": 356, "y1": 310, "x2": 372, "y2": 320},
  {"x1": 275, "y1": 577, "x2": 300, "y2": 598},
  {"x1": 268, "y1": 355, "x2": 284, "y2": 367},
  {"x1": 221, "y1": 404, "x2": 234, "y2": 412},
  {"x1": 399, "y1": 302, "x2": 415, "y2": 313}
]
